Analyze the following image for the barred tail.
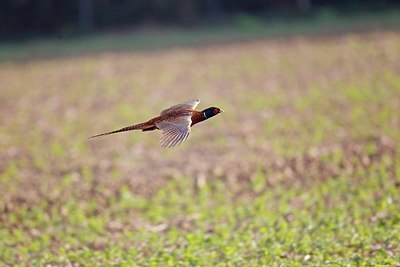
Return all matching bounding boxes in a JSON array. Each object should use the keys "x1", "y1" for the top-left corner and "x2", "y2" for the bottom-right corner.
[{"x1": 89, "y1": 123, "x2": 148, "y2": 139}]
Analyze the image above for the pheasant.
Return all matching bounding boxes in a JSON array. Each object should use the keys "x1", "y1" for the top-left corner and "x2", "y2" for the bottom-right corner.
[{"x1": 89, "y1": 99, "x2": 223, "y2": 148}]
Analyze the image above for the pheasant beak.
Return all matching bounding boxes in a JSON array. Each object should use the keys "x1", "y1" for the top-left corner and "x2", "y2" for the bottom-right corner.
[{"x1": 219, "y1": 109, "x2": 224, "y2": 113}]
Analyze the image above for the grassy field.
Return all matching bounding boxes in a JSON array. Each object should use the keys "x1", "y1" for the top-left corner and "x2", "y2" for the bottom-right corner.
[
  {"x1": 1, "y1": 10, "x2": 400, "y2": 62},
  {"x1": 1, "y1": 23, "x2": 400, "y2": 265}
]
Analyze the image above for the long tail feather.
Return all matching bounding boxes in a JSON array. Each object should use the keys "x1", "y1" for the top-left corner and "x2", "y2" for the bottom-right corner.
[{"x1": 89, "y1": 123, "x2": 146, "y2": 139}]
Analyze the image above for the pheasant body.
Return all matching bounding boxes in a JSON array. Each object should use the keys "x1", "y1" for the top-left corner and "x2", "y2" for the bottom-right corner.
[{"x1": 90, "y1": 99, "x2": 223, "y2": 147}]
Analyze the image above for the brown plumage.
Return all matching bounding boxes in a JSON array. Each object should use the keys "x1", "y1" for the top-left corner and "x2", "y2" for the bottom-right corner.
[{"x1": 89, "y1": 99, "x2": 223, "y2": 148}]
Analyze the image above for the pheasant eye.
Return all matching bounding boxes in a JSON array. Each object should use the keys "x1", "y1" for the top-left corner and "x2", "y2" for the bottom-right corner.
[{"x1": 214, "y1": 108, "x2": 219, "y2": 114}]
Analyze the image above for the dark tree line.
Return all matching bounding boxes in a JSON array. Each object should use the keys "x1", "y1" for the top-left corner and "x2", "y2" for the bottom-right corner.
[{"x1": 0, "y1": 0, "x2": 397, "y2": 38}]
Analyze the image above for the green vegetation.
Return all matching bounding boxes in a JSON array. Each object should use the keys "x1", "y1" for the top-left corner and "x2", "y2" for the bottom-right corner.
[
  {"x1": 1, "y1": 23, "x2": 400, "y2": 265},
  {"x1": 1, "y1": 10, "x2": 400, "y2": 62}
]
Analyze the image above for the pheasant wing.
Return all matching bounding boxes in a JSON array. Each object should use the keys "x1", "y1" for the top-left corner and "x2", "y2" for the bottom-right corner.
[
  {"x1": 156, "y1": 116, "x2": 191, "y2": 148},
  {"x1": 160, "y1": 99, "x2": 200, "y2": 115}
]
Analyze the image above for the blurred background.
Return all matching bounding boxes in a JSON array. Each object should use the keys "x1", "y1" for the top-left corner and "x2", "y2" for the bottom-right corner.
[
  {"x1": 1, "y1": 1, "x2": 400, "y2": 266},
  {"x1": 2, "y1": 0, "x2": 400, "y2": 60},
  {"x1": 2, "y1": 0, "x2": 400, "y2": 38}
]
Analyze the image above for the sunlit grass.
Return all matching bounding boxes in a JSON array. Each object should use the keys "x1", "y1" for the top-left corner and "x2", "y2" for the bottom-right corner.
[{"x1": 0, "y1": 26, "x2": 400, "y2": 265}]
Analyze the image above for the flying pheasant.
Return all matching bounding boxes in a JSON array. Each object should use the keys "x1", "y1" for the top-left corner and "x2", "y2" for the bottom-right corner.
[{"x1": 89, "y1": 99, "x2": 223, "y2": 148}]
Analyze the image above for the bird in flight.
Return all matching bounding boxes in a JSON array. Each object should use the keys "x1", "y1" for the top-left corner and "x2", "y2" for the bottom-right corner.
[{"x1": 89, "y1": 99, "x2": 223, "y2": 148}]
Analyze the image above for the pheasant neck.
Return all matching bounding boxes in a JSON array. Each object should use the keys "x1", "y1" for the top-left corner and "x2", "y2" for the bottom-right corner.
[{"x1": 191, "y1": 111, "x2": 208, "y2": 126}]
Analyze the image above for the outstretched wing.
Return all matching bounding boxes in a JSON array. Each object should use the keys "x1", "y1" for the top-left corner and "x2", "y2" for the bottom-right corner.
[
  {"x1": 156, "y1": 116, "x2": 191, "y2": 148},
  {"x1": 160, "y1": 99, "x2": 200, "y2": 115}
]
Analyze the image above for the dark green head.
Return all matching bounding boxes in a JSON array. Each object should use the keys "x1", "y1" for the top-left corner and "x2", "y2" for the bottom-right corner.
[{"x1": 202, "y1": 107, "x2": 224, "y2": 119}]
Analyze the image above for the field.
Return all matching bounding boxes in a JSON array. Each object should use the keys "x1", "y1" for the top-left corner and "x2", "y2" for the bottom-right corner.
[{"x1": 1, "y1": 25, "x2": 400, "y2": 265}]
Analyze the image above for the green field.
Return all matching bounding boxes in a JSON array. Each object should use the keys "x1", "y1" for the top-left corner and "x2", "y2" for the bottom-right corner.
[{"x1": 1, "y1": 23, "x2": 400, "y2": 266}]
